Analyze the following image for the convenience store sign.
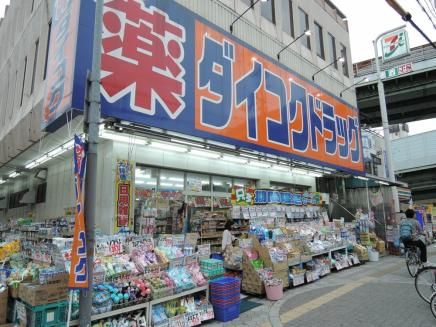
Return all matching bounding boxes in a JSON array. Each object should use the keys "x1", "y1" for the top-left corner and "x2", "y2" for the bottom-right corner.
[{"x1": 49, "y1": 0, "x2": 364, "y2": 174}]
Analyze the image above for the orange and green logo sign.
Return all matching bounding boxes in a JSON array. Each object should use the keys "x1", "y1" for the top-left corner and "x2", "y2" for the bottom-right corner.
[{"x1": 381, "y1": 30, "x2": 409, "y2": 61}]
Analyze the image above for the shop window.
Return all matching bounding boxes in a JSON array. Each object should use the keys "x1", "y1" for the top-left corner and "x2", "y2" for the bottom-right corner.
[
  {"x1": 36, "y1": 183, "x2": 47, "y2": 204},
  {"x1": 270, "y1": 182, "x2": 310, "y2": 193},
  {"x1": 233, "y1": 178, "x2": 255, "y2": 189},
  {"x1": 187, "y1": 173, "x2": 210, "y2": 192},
  {"x1": 135, "y1": 167, "x2": 158, "y2": 189},
  {"x1": 328, "y1": 33, "x2": 338, "y2": 69},
  {"x1": 314, "y1": 22, "x2": 325, "y2": 59},
  {"x1": 43, "y1": 20, "x2": 52, "y2": 80},
  {"x1": 212, "y1": 176, "x2": 232, "y2": 193},
  {"x1": 8, "y1": 189, "x2": 29, "y2": 209},
  {"x1": 30, "y1": 39, "x2": 39, "y2": 94},
  {"x1": 261, "y1": 0, "x2": 276, "y2": 24},
  {"x1": 298, "y1": 8, "x2": 310, "y2": 49},
  {"x1": 159, "y1": 169, "x2": 184, "y2": 191},
  {"x1": 340, "y1": 43, "x2": 349, "y2": 77},
  {"x1": 281, "y1": 0, "x2": 294, "y2": 37},
  {"x1": 20, "y1": 56, "x2": 27, "y2": 107}
]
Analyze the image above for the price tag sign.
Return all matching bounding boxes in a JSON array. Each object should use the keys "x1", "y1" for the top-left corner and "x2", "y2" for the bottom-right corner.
[
  {"x1": 199, "y1": 306, "x2": 214, "y2": 321},
  {"x1": 158, "y1": 234, "x2": 173, "y2": 247},
  {"x1": 197, "y1": 244, "x2": 211, "y2": 258},
  {"x1": 169, "y1": 257, "x2": 184, "y2": 269}
]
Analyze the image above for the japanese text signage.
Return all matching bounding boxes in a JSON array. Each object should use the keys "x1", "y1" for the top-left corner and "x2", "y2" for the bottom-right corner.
[
  {"x1": 114, "y1": 160, "x2": 134, "y2": 233},
  {"x1": 51, "y1": 0, "x2": 364, "y2": 173},
  {"x1": 69, "y1": 135, "x2": 88, "y2": 289}
]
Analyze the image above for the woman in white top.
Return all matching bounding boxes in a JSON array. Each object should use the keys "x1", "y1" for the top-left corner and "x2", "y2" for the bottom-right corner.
[{"x1": 221, "y1": 220, "x2": 236, "y2": 251}]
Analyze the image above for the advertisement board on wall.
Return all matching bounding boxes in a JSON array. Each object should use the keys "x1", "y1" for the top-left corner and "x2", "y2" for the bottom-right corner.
[{"x1": 44, "y1": 0, "x2": 364, "y2": 174}]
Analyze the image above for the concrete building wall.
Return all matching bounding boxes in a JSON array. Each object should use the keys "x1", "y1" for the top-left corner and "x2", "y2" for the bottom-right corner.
[
  {"x1": 0, "y1": 0, "x2": 353, "y2": 232},
  {"x1": 0, "y1": 0, "x2": 52, "y2": 163},
  {"x1": 392, "y1": 130, "x2": 436, "y2": 172}
]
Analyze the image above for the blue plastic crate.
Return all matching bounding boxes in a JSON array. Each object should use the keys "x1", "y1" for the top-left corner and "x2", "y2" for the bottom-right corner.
[
  {"x1": 213, "y1": 301, "x2": 240, "y2": 322},
  {"x1": 211, "y1": 295, "x2": 241, "y2": 307},
  {"x1": 210, "y1": 277, "x2": 241, "y2": 288},
  {"x1": 210, "y1": 253, "x2": 224, "y2": 261}
]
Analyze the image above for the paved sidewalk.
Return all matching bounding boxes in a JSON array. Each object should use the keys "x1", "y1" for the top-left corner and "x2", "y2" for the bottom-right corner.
[{"x1": 205, "y1": 246, "x2": 436, "y2": 327}]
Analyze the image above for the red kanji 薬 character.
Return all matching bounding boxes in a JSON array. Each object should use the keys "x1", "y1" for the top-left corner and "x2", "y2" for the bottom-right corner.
[{"x1": 101, "y1": 0, "x2": 186, "y2": 118}]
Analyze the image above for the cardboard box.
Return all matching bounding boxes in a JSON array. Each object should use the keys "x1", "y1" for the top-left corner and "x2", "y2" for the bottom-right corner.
[
  {"x1": 19, "y1": 273, "x2": 68, "y2": 306},
  {"x1": 0, "y1": 287, "x2": 8, "y2": 324}
]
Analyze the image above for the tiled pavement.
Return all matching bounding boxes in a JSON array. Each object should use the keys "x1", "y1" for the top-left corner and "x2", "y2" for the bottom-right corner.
[{"x1": 205, "y1": 246, "x2": 436, "y2": 327}]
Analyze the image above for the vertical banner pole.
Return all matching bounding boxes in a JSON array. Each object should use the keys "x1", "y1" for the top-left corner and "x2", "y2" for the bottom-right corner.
[{"x1": 79, "y1": 0, "x2": 104, "y2": 326}]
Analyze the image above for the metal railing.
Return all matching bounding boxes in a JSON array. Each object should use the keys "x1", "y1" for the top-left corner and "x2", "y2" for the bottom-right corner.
[{"x1": 353, "y1": 44, "x2": 436, "y2": 77}]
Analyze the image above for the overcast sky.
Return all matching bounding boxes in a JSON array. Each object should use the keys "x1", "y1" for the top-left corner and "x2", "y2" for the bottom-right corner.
[{"x1": 0, "y1": 0, "x2": 435, "y2": 134}]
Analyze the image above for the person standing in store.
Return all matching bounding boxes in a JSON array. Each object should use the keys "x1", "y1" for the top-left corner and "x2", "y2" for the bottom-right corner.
[{"x1": 222, "y1": 220, "x2": 236, "y2": 252}]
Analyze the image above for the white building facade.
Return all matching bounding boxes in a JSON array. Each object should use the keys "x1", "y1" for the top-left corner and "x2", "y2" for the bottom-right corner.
[{"x1": 0, "y1": 0, "x2": 357, "y2": 233}]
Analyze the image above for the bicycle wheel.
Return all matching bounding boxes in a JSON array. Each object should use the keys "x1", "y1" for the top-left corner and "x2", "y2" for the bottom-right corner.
[
  {"x1": 431, "y1": 292, "x2": 436, "y2": 319},
  {"x1": 415, "y1": 266, "x2": 436, "y2": 303},
  {"x1": 406, "y1": 251, "x2": 420, "y2": 277}
]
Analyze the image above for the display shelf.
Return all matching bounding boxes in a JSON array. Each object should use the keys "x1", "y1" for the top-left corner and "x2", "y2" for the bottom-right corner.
[
  {"x1": 287, "y1": 246, "x2": 348, "y2": 266},
  {"x1": 149, "y1": 285, "x2": 208, "y2": 306},
  {"x1": 70, "y1": 285, "x2": 209, "y2": 326},
  {"x1": 148, "y1": 285, "x2": 209, "y2": 326},
  {"x1": 69, "y1": 301, "x2": 148, "y2": 326}
]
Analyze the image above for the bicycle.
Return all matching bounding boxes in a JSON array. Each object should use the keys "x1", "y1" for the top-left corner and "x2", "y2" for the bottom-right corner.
[
  {"x1": 404, "y1": 244, "x2": 422, "y2": 277},
  {"x1": 431, "y1": 292, "x2": 436, "y2": 319},
  {"x1": 415, "y1": 265, "x2": 436, "y2": 304}
]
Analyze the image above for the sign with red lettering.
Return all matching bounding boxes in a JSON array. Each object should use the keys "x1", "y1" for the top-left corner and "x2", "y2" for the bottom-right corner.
[
  {"x1": 57, "y1": 0, "x2": 364, "y2": 173},
  {"x1": 114, "y1": 160, "x2": 134, "y2": 232}
]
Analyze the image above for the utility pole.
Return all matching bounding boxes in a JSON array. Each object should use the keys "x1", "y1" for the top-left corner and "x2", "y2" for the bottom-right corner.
[
  {"x1": 79, "y1": 0, "x2": 103, "y2": 326},
  {"x1": 373, "y1": 25, "x2": 406, "y2": 183},
  {"x1": 385, "y1": 0, "x2": 436, "y2": 49}
]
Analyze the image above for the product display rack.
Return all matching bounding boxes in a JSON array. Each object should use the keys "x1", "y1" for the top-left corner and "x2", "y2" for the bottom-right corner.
[
  {"x1": 69, "y1": 302, "x2": 149, "y2": 326},
  {"x1": 288, "y1": 246, "x2": 348, "y2": 268},
  {"x1": 69, "y1": 285, "x2": 209, "y2": 326}
]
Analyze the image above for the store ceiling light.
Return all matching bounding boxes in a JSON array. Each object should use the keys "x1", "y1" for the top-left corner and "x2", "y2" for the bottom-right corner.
[
  {"x1": 174, "y1": 184, "x2": 184, "y2": 188},
  {"x1": 206, "y1": 140, "x2": 236, "y2": 150},
  {"x1": 377, "y1": 180, "x2": 389, "y2": 185},
  {"x1": 136, "y1": 173, "x2": 151, "y2": 179},
  {"x1": 240, "y1": 153, "x2": 258, "y2": 160},
  {"x1": 101, "y1": 131, "x2": 147, "y2": 145},
  {"x1": 0, "y1": 179, "x2": 5, "y2": 185},
  {"x1": 160, "y1": 182, "x2": 173, "y2": 187},
  {"x1": 149, "y1": 141, "x2": 187, "y2": 153},
  {"x1": 24, "y1": 138, "x2": 77, "y2": 170},
  {"x1": 146, "y1": 182, "x2": 157, "y2": 185},
  {"x1": 8, "y1": 171, "x2": 20, "y2": 178},
  {"x1": 356, "y1": 176, "x2": 369, "y2": 181},
  {"x1": 291, "y1": 168, "x2": 308, "y2": 175},
  {"x1": 222, "y1": 155, "x2": 247, "y2": 164},
  {"x1": 274, "y1": 165, "x2": 290, "y2": 172},
  {"x1": 170, "y1": 138, "x2": 204, "y2": 148},
  {"x1": 169, "y1": 177, "x2": 184, "y2": 182},
  {"x1": 135, "y1": 180, "x2": 145, "y2": 184},
  {"x1": 189, "y1": 149, "x2": 220, "y2": 159},
  {"x1": 249, "y1": 161, "x2": 271, "y2": 168},
  {"x1": 307, "y1": 172, "x2": 323, "y2": 178}
]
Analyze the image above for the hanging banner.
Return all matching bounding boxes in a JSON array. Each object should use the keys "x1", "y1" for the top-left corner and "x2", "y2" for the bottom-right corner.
[
  {"x1": 114, "y1": 160, "x2": 134, "y2": 233},
  {"x1": 68, "y1": 135, "x2": 88, "y2": 289},
  {"x1": 54, "y1": 0, "x2": 363, "y2": 174},
  {"x1": 41, "y1": 0, "x2": 82, "y2": 131}
]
